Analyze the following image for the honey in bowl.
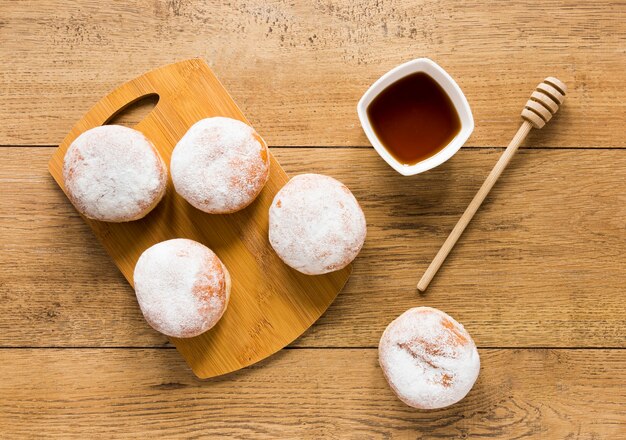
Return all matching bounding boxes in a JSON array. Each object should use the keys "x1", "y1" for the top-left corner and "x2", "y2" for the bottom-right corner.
[{"x1": 366, "y1": 72, "x2": 461, "y2": 166}]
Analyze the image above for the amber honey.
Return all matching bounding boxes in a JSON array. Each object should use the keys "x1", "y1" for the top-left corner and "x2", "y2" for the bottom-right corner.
[{"x1": 367, "y1": 72, "x2": 461, "y2": 165}]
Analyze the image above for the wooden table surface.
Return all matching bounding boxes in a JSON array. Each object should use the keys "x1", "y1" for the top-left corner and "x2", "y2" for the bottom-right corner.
[{"x1": 1, "y1": 1, "x2": 625, "y2": 438}]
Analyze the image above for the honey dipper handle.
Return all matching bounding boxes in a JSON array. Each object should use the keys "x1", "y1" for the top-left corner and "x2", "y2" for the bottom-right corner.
[{"x1": 417, "y1": 121, "x2": 533, "y2": 292}]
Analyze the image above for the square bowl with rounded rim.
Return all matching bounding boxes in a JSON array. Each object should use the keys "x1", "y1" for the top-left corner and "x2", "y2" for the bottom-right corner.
[{"x1": 357, "y1": 58, "x2": 474, "y2": 176}]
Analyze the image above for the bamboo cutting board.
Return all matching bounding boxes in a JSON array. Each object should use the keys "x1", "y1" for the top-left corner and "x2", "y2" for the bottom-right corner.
[{"x1": 48, "y1": 58, "x2": 352, "y2": 378}]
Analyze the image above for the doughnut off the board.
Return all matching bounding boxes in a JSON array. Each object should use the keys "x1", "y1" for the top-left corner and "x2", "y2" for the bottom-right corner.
[{"x1": 379, "y1": 307, "x2": 480, "y2": 409}]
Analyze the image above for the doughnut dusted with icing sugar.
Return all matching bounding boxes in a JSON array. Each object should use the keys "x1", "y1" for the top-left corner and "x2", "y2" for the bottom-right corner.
[
  {"x1": 379, "y1": 307, "x2": 480, "y2": 409},
  {"x1": 170, "y1": 117, "x2": 270, "y2": 214},
  {"x1": 133, "y1": 238, "x2": 231, "y2": 339},
  {"x1": 269, "y1": 173, "x2": 366, "y2": 275},
  {"x1": 62, "y1": 125, "x2": 167, "y2": 222}
]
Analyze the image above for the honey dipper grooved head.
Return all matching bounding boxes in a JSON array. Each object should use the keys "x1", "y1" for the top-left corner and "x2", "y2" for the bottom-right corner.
[{"x1": 521, "y1": 77, "x2": 567, "y2": 129}]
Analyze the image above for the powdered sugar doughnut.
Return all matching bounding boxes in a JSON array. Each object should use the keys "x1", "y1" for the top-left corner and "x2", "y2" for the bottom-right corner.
[
  {"x1": 379, "y1": 307, "x2": 480, "y2": 409},
  {"x1": 133, "y1": 239, "x2": 231, "y2": 338},
  {"x1": 170, "y1": 117, "x2": 270, "y2": 214},
  {"x1": 62, "y1": 125, "x2": 167, "y2": 222},
  {"x1": 269, "y1": 174, "x2": 366, "y2": 275}
]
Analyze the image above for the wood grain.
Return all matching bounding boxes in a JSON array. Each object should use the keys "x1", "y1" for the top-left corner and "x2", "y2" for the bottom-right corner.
[
  {"x1": 0, "y1": 0, "x2": 626, "y2": 439},
  {"x1": 2, "y1": 147, "x2": 625, "y2": 348},
  {"x1": 1, "y1": 348, "x2": 624, "y2": 438},
  {"x1": 2, "y1": 1, "x2": 625, "y2": 437},
  {"x1": 46, "y1": 59, "x2": 352, "y2": 378},
  {"x1": 1, "y1": 1, "x2": 625, "y2": 147}
]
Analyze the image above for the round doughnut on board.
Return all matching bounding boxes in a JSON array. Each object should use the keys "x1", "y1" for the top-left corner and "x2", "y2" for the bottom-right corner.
[{"x1": 48, "y1": 59, "x2": 353, "y2": 379}]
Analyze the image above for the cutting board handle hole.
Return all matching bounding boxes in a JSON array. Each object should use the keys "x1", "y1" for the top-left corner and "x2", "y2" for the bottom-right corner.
[{"x1": 105, "y1": 93, "x2": 160, "y2": 127}]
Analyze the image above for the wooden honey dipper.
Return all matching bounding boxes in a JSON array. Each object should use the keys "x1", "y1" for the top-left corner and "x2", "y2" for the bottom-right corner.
[{"x1": 417, "y1": 77, "x2": 567, "y2": 292}]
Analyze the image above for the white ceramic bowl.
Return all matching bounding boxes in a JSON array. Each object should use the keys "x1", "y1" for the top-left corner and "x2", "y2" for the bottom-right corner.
[{"x1": 357, "y1": 58, "x2": 474, "y2": 176}]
